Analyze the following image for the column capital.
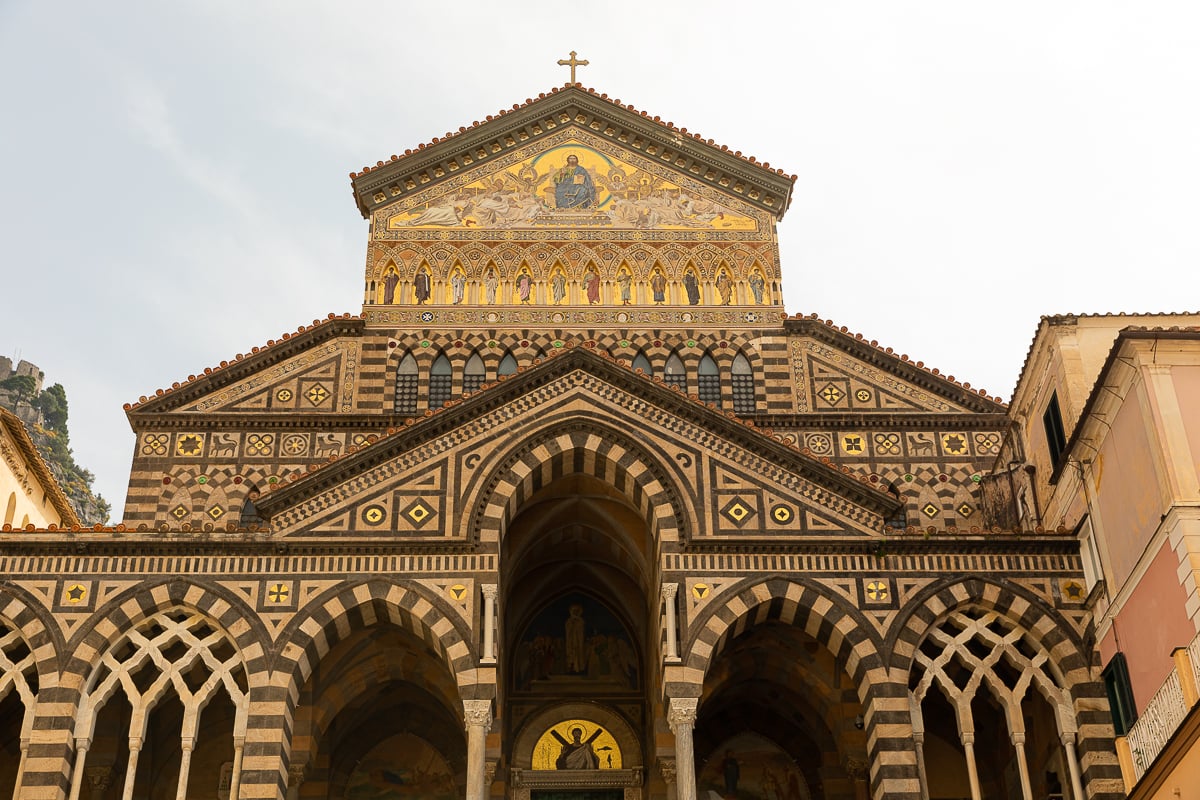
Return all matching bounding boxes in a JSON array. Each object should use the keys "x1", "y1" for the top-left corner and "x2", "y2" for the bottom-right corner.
[
  {"x1": 288, "y1": 763, "x2": 308, "y2": 789},
  {"x1": 463, "y1": 698, "x2": 494, "y2": 731},
  {"x1": 482, "y1": 583, "x2": 499, "y2": 600},
  {"x1": 661, "y1": 582, "x2": 679, "y2": 600},
  {"x1": 667, "y1": 697, "x2": 699, "y2": 731},
  {"x1": 658, "y1": 757, "x2": 678, "y2": 784},
  {"x1": 84, "y1": 766, "x2": 113, "y2": 791},
  {"x1": 484, "y1": 760, "x2": 498, "y2": 787}
]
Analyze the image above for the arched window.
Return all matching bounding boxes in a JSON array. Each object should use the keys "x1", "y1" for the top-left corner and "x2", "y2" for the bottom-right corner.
[
  {"x1": 698, "y1": 353, "x2": 720, "y2": 404},
  {"x1": 498, "y1": 353, "x2": 518, "y2": 376},
  {"x1": 464, "y1": 353, "x2": 486, "y2": 393},
  {"x1": 239, "y1": 484, "x2": 264, "y2": 526},
  {"x1": 429, "y1": 354, "x2": 453, "y2": 409},
  {"x1": 885, "y1": 481, "x2": 909, "y2": 530},
  {"x1": 394, "y1": 353, "x2": 419, "y2": 415},
  {"x1": 731, "y1": 353, "x2": 755, "y2": 414},
  {"x1": 632, "y1": 352, "x2": 652, "y2": 375},
  {"x1": 664, "y1": 353, "x2": 687, "y2": 392}
]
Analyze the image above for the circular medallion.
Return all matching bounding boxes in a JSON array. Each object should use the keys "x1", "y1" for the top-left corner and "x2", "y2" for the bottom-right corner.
[{"x1": 361, "y1": 504, "x2": 387, "y2": 525}]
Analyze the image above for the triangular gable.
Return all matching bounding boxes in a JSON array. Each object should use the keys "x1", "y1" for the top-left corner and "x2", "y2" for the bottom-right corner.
[
  {"x1": 351, "y1": 85, "x2": 794, "y2": 222},
  {"x1": 257, "y1": 348, "x2": 898, "y2": 540},
  {"x1": 125, "y1": 317, "x2": 363, "y2": 416},
  {"x1": 374, "y1": 130, "x2": 765, "y2": 234},
  {"x1": 784, "y1": 319, "x2": 1008, "y2": 414}
]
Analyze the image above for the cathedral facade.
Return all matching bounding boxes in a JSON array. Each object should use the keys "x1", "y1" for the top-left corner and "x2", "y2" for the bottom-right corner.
[{"x1": 0, "y1": 85, "x2": 1122, "y2": 800}]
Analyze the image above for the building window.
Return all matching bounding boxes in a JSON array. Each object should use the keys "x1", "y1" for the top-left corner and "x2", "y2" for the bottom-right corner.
[
  {"x1": 731, "y1": 353, "x2": 755, "y2": 414},
  {"x1": 664, "y1": 353, "x2": 687, "y2": 392},
  {"x1": 1043, "y1": 391, "x2": 1068, "y2": 469},
  {"x1": 1102, "y1": 652, "x2": 1137, "y2": 735},
  {"x1": 698, "y1": 354, "x2": 720, "y2": 404},
  {"x1": 632, "y1": 352, "x2": 652, "y2": 375},
  {"x1": 464, "y1": 353, "x2": 486, "y2": 394},
  {"x1": 498, "y1": 352, "x2": 518, "y2": 376},
  {"x1": 394, "y1": 353, "x2": 419, "y2": 415},
  {"x1": 429, "y1": 355, "x2": 453, "y2": 409}
]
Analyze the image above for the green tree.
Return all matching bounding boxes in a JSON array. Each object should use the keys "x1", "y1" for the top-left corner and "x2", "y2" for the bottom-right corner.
[{"x1": 36, "y1": 383, "x2": 68, "y2": 430}]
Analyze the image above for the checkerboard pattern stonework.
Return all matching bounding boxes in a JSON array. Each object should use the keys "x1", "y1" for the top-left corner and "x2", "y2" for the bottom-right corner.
[{"x1": 0, "y1": 86, "x2": 1119, "y2": 800}]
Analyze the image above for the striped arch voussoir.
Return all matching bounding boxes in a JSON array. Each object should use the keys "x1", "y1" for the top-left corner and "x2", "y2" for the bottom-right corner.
[
  {"x1": 277, "y1": 579, "x2": 479, "y2": 706},
  {"x1": 0, "y1": 584, "x2": 64, "y2": 685},
  {"x1": 888, "y1": 576, "x2": 1088, "y2": 680},
  {"x1": 63, "y1": 578, "x2": 267, "y2": 690},
  {"x1": 685, "y1": 577, "x2": 884, "y2": 692},
  {"x1": 470, "y1": 420, "x2": 688, "y2": 545}
]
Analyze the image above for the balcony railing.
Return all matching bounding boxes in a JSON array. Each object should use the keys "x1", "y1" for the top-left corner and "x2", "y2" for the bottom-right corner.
[{"x1": 1119, "y1": 629, "x2": 1200, "y2": 787}]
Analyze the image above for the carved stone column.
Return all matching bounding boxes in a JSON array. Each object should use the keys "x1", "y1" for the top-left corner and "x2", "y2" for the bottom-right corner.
[
  {"x1": 66, "y1": 737, "x2": 91, "y2": 800},
  {"x1": 658, "y1": 757, "x2": 678, "y2": 800},
  {"x1": 481, "y1": 585, "x2": 498, "y2": 664},
  {"x1": 85, "y1": 765, "x2": 114, "y2": 800},
  {"x1": 286, "y1": 762, "x2": 307, "y2": 800},
  {"x1": 960, "y1": 732, "x2": 982, "y2": 800},
  {"x1": 667, "y1": 698, "x2": 698, "y2": 800},
  {"x1": 661, "y1": 584, "x2": 680, "y2": 662},
  {"x1": 464, "y1": 699, "x2": 493, "y2": 800}
]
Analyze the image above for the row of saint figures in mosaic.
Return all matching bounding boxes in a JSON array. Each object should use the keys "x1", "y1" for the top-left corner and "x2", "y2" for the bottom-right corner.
[{"x1": 366, "y1": 262, "x2": 774, "y2": 308}]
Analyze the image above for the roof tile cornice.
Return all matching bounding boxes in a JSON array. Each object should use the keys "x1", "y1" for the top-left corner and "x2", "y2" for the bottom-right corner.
[
  {"x1": 125, "y1": 314, "x2": 362, "y2": 416},
  {"x1": 783, "y1": 314, "x2": 1008, "y2": 411},
  {"x1": 350, "y1": 84, "x2": 795, "y2": 220},
  {"x1": 0, "y1": 408, "x2": 81, "y2": 527}
]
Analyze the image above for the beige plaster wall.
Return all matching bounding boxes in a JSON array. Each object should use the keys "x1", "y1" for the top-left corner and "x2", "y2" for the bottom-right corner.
[{"x1": 0, "y1": 429, "x2": 64, "y2": 529}]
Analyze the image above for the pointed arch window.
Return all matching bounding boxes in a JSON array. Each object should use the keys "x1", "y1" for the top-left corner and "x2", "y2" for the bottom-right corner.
[
  {"x1": 664, "y1": 353, "x2": 687, "y2": 392},
  {"x1": 884, "y1": 481, "x2": 908, "y2": 530},
  {"x1": 464, "y1": 353, "x2": 486, "y2": 394},
  {"x1": 731, "y1": 353, "x2": 755, "y2": 414},
  {"x1": 429, "y1": 354, "x2": 453, "y2": 409},
  {"x1": 698, "y1": 353, "x2": 720, "y2": 404},
  {"x1": 632, "y1": 352, "x2": 652, "y2": 375},
  {"x1": 498, "y1": 353, "x2": 518, "y2": 376},
  {"x1": 394, "y1": 352, "x2": 419, "y2": 415}
]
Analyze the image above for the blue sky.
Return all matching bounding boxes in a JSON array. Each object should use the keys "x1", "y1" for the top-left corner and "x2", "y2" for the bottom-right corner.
[{"x1": 2, "y1": 1, "x2": 1197, "y2": 518}]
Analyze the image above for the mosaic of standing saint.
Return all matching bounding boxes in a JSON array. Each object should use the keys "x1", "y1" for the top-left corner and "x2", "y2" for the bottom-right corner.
[{"x1": 384, "y1": 143, "x2": 757, "y2": 231}]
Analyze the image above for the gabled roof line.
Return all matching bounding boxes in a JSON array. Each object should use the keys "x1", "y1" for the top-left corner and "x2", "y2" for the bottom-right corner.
[
  {"x1": 351, "y1": 83, "x2": 797, "y2": 182},
  {"x1": 350, "y1": 84, "x2": 795, "y2": 220},
  {"x1": 125, "y1": 313, "x2": 361, "y2": 414},
  {"x1": 784, "y1": 313, "x2": 1008, "y2": 410},
  {"x1": 256, "y1": 343, "x2": 897, "y2": 518},
  {"x1": 0, "y1": 408, "x2": 81, "y2": 528}
]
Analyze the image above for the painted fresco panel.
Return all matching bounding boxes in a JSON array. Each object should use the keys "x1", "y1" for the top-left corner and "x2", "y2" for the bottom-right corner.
[
  {"x1": 345, "y1": 732, "x2": 457, "y2": 800},
  {"x1": 513, "y1": 592, "x2": 638, "y2": 692},
  {"x1": 697, "y1": 733, "x2": 812, "y2": 800}
]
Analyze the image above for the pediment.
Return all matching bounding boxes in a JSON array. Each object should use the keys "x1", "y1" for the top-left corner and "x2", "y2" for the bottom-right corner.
[
  {"x1": 373, "y1": 130, "x2": 766, "y2": 236},
  {"x1": 256, "y1": 348, "x2": 898, "y2": 541},
  {"x1": 351, "y1": 85, "x2": 794, "y2": 221},
  {"x1": 784, "y1": 320, "x2": 1009, "y2": 415},
  {"x1": 126, "y1": 318, "x2": 363, "y2": 416}
]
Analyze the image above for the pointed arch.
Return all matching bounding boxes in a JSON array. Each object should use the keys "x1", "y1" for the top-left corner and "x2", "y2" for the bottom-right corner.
[
  {"x1": 731, "y1": 352, "x2": 755, "y2": 414},
  {"x1": 497, "y1": 352, "x2": 518, "y2": 376},
  {"x1": 698, "y1": 352, "x2": 721, "y2": 404},
  {"x1": 632, "y1": 351, "x2": 653, "y2": 375},
  {"x1": 465, "y1": 420, "x2": 694, "y2": 548},
  {"x1": 428, "y1": 353, "x2": 453, "y2": 409},
  {"x1": 274, "y1": 578, "x2": 482, "y2": 707},
  {"x1": 394, "y1": 351, "x2": 419, "y2": 415},
  {"x1": 664, "y1": 351, "x2": 687, "y2": 392},
  {"x1": 683, "y1": 576, "x2": 885, "y2": 699},
  {"x1": 463, "y1": 352, "x2": 486, "y2": 393}
]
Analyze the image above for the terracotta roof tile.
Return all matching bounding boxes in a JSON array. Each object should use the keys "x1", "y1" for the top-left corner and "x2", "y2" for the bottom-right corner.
[
  {"x1": 125, "y1": 313, "x2": 359, "y2": 411},
  {"x1": 350, "y1": 84, "x2": 797, "y2": 182}
]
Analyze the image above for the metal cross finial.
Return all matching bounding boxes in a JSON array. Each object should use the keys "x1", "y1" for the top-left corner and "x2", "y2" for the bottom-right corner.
[{"x1": 557, "y1": 51, "x2": 589, "y2": 83}]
